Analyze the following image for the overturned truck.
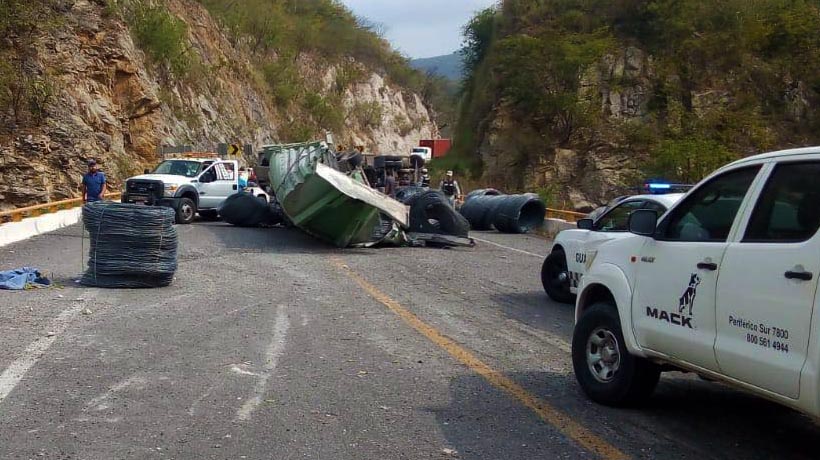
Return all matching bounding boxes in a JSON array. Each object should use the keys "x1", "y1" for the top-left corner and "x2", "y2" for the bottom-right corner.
[{"x1": 263, "y1": 140, "x2": 472, "y2": 248}]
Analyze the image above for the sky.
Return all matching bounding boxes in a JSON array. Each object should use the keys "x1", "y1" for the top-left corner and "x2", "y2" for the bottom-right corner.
[{"x1": 339, "y1": 0, "x2": 498, "y2": 59}]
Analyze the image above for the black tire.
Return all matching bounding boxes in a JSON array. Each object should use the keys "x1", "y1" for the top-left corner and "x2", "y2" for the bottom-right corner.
[
  {"x1": 409, "y1": 154, "x2": 425, "y2": 169},
  {"x1": 541, "y1": 250, "x2": 576, "y2": 303},
  {"x1": 406, "y1": 190, "x2": 470, "y2": 237},
  {"x1": 175, "y1": 197, "x2": 196, "y2": 224},
  {"x1": 199, "y1": 209, "x2": 219, "y2": 221},
  {"x1": 572, "y1": 303, "x2": 660, "y2": 406}
]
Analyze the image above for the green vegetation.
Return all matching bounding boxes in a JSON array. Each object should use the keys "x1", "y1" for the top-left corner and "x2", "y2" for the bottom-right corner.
[
  {"x1": 0, "y1": 0, "x2": 60, "y2": 131},
  {"x1": 350, "y1": 101, "x2": 383, "y2": 128},
  {"x1": 121, "y1": 0, "x2": 192, "y2": 78},
  {"x1": 454, "y1": 0, "x2": 820, "y2": 185},
  {"x1": 191, "y1": 0, "x2": 448, "y2": 142}
]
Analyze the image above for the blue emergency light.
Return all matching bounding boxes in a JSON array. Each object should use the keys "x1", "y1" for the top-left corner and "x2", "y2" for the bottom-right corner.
[{"x1": 646, "y1": 183, "x2": 671, "y2": 190}]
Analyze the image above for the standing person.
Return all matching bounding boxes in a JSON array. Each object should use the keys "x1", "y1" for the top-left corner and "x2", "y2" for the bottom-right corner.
[
  {"x1": 82, "y1": 160, "x2": 107, "y2": 203},
  {"x1": 439, "y1": 170, "x2": 461, "y2": 207},
  {"x1": 238, "y1": 167, "x2": 249, "y2": 193},
  {"x1": 419, "y1": 168, "x2": 431, "y2": 187},
  {"x1": 384, "y1": 170, "x2": 397, "y2": 198}
]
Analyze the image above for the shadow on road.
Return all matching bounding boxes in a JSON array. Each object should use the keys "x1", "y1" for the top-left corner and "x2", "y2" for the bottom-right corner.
[
  {"x1": 192, "y1": 221, "x2": 380, "y2": 256},
  {"x1": 430, "y1": 371, "x2": 819, "y2": 460},
  {"x1": 489, "y1": 290, "x2": 575, "y2": 336}
]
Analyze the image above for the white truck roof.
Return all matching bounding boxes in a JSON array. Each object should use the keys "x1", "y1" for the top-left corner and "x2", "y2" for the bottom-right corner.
[{"x1": 724, "y1": 146, "x2": 820, "y2": 168}]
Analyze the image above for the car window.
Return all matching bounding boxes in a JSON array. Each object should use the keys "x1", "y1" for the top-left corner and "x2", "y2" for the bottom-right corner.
[
  {"x1": 659, "y1": 166, "x2": 761, "y2": 242},
  {"x1": 594, "y1": 201, "x2": 645, "y2": 232},
  {"x1": 642, "y1": 200, "x2": 667, "y2": 214},
  {"x1": 744, "y1": 162, "x2": 820, "y2": 243},
  {"x1": 215, "y1": 162, "x2": 235, "y2": 181},
  {"x1": 152, "y1": 160, "x2": 201, "y2": 178}
]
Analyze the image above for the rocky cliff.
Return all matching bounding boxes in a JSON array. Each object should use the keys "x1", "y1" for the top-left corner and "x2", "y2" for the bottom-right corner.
[
  {"x1": 455, "y1": 0, "x2": 820, "y2": 211},
  {"x1": 0, "y1": 0, "x2": 437, "y2": 210},
  {"x1": 479, "y1": 46, "x2": 654, "y2": 211}
]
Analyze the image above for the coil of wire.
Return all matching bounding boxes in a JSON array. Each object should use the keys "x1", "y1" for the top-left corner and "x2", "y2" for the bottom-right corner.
[{"x1": 80, "y1": 202, "x2": 178, "y2": 288}]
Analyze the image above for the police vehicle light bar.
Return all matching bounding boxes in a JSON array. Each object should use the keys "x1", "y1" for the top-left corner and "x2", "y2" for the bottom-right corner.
[{"x1": 646, "y1": 183, "x2": 671, "y2": 190}]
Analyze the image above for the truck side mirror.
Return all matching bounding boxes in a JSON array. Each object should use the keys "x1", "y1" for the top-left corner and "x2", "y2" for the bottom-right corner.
[
  {"x1": 577, "y1": 218, "x2": 594, "y2": 230},
  {"x1": 628, "y1": 209, "x2": 658, "y2": 237}
]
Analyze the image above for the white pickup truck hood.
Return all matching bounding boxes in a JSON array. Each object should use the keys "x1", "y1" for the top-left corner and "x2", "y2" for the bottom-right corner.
[{"x1": 127, "y1": 174, "x2": 193, "y2": 186}]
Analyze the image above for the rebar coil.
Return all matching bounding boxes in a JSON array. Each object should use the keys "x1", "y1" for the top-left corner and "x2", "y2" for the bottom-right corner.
[
  {"x1": 81, "y1": 202, "x2": 178, "y2": 288},
  {"x1": 459, "y1": 192, "x2": 546, "y2": 233}
]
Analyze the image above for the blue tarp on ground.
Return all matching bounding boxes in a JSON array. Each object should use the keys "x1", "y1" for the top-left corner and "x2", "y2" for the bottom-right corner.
[{"x1": 0, "y1": 267, "x2": 51, "y2": 290}]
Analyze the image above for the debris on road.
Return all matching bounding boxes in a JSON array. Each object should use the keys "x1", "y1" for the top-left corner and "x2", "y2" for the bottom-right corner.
[
  {"x1": 217, "y1": 193, "x2": 283, "y2": 227},
  {"x1": 263, "y1": 139, "x2": 473, "y2": 248},
  {"x1": 0, "y1": 267, "x2": 51, "y2": 290},
  {"x1": 80, "y1": 202, "x2": 178, "y2": 288},
  {"x1": 459, "y1": 190, "x2": 545, "y2": 234},
  {"x1": 405, "y1": 191, "x2": 470, "y2": 239}
]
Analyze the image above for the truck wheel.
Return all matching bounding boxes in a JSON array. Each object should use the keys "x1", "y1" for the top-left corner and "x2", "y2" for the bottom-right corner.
[
  {"x1": 199, "y1": 209, "x2": 219, "y2": 221},
  {"x1": 176, "y1": 197, "x2": 196, "y2": 224},
  {"x1": 541, "y1": 250, "x2": 576, "y2": 304},
  {"x1": 572, "y1": 302, "x2": 660, "y2": 406}
]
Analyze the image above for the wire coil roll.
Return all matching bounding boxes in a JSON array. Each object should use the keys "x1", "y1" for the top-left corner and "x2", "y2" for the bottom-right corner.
[
  {"x1": 80, "y1": 202, "x2": 178, "y2": 288},
  {"x1": 459, "y1": 192, "x2": 546, "y2": 234}
]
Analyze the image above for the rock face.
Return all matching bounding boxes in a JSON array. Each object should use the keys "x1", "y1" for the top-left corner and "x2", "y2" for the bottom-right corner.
[
  {"x1": 344, "y1": 73, "x2": 436, "y2": 154},
  {"x1": 480, "y1": 46, "x2": 652, "y2": 210},
  {"x1": 0, "y1": 0, "x2": 436, "y2": 210}
]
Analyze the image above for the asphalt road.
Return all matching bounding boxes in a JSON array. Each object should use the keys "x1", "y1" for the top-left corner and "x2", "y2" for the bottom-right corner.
[{"x1": 0, "y1": 221, "x2": 818, "y2": 459}]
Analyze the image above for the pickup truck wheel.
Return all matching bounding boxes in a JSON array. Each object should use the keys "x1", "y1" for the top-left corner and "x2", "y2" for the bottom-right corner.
[
  {"x1": 541, "y1": 250, "x2": 576, "y2": 303},
  {"x1": 572, "y1": 302, "x2": 660, "y2": 406},
  {"x1": 176, "y1": 198, "x2": 196, "y2": 224}
]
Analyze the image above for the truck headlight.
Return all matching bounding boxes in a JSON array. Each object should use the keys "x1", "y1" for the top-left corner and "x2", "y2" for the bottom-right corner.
[{"x1": 164, "y1": 184, "x2": 179, "y2": 196}]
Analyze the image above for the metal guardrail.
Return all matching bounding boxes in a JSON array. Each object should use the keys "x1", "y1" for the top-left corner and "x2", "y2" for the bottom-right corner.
[
  {"x1": 545, "y1": 207, "x2": 587, "y2": 223},
  {"x1": 0, "y1": 193, "x2": 122, "y2": 224},
  {"x1": 1, "y1": 193, "x2": 587, "y2": 227}
]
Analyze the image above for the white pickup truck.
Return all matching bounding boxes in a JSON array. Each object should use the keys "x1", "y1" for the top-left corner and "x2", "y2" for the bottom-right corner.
[
  {"x1": 122, "y1": 158, "x2": 240, "y2": 224},
  {"x1": 572, "y1": 147, "x2": 820, "y2": 418},
  {"x1": 542, "y1": 193, "x2": 683, "y2": 303}
]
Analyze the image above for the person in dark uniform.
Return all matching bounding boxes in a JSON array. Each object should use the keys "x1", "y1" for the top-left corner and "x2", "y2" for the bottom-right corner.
[
  {"x1": 419, "y1": 168, "x2": 431, "y2": 187},
  {"x1": 81, "y1": 160, "x2": 107, "y2": 203},
  {"x1": 384, "y1": 170, "x2": 397, "y2": 198},
  {"x1": 439, "y1": 170, "x2": 461, "y2": 207}
]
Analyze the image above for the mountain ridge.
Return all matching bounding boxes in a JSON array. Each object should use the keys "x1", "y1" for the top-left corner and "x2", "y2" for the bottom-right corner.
[{"x1": 410, "y1": 52, "x2": 464, "y2": 81}]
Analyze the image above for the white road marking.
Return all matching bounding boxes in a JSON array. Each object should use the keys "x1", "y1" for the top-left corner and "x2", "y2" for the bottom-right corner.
[
  {"x1": 86, "y1": 375, "x2": 148, "y2": 412},
  {"x1": 188, "y1": 385, "x2": 216, "y2": 417},
  {"x1": 230, "y1": 365, "x2": 260, "y2": 377},
  {"x1": 235, "y1": 305, "x2": 290, "y2": 422},
  {"x1": 472, "y1": 237, "x2": 545, "y2": 258},
  {"x1": 0, "y1": 303, "x2": 85, "y2": 405}
]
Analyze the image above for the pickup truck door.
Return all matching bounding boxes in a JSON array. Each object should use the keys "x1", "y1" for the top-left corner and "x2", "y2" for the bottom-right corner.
[
  {"x1": 196, "y1": 161, "x2": 238, "y2": 209},
  {"x1": 631, "y1": 166, "x2": 762, "y2": 371},
  {"x1": 715, "y1": 161, "x2": 820, "y2": 399}
]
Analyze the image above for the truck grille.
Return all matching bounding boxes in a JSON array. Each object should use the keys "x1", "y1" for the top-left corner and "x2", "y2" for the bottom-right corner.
[{"x1": 126, "y1": 179, "x2": 164, "y2": 203}]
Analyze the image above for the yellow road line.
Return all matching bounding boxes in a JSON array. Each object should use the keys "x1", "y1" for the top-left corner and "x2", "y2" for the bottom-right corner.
[{"x1": 331, "y1": 257, "x2": 629, "y2": 460}]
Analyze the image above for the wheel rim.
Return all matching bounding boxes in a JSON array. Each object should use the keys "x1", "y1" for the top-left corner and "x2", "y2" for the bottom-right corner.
[
  {"x1": 586, "y1": 327, "x2": 621, "y2": 383},
  {"x1": 181, "y1": 203, "x2": 194, "y2": 221},
  {"x1": 547, "y1": 258, "x2": 571, "y2": 293}
]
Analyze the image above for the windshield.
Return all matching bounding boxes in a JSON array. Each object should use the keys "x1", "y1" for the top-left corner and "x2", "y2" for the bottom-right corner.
[{"x1": 152, "y1": 160, "x2": 203, "y2": 178}]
